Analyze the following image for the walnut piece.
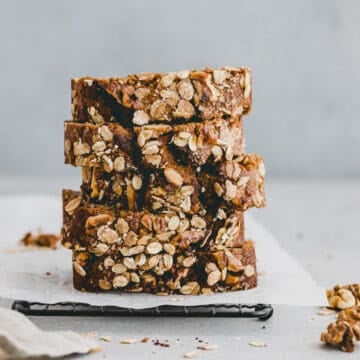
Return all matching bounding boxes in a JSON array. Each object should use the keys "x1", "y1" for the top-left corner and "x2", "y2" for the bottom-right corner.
[
  {"x1": 327, "y1": 284, "x2": 360, "y2": 309},
  {"x1": 338, "y1": 306, "x2": 360, "y2": 323},
  {"x1": 321, "y1": 320, "x2": 360, "y2": 352},
  {"x1": 321, "y1": 302, "x2": 360, "y2": 352}
]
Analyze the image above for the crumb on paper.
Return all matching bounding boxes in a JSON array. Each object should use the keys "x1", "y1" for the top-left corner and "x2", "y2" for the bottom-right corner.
[
  {"x1": 318, "y1": 307, "x2": 336, "y2": 316},
  {"x1": 153, "y1": 339, "x2": 170, "y2": 347},
  {"x1": 169, "y1": 297, "x2": 184, "y2": 302},
  {"x1": 1, "y1": 246, "x2": 42, "y2": 254},
  {"x1": 183, "y1": 350, "x2": 199, "y2": 358},
  {"x1": 249, "y1": 340, "x2": 266, "y2": 348},
  {"x1": 81, "y1": 331, "x2": 98, "y2": 338},
  {"x1": 120, "y1": 338, "x2": 137, "y2": 344},
  {"x1": 89, "y1": 346, "x2": 102, "y2": 353},
  {"x1": 141, "y1": 337, "x2": 149, "y2": 343},
  {"x1": 99, "y1": 335, "x2": 112, "y2": 342},
  {"x1": 197, "y1": 343, "x2": 218, "y2": 350},
  {"x1": 45, "y1": 272, "x2": 52, "y2": 276},
  {"x1": 20, "y1": 231, "x2": 60, "y2": 249}
]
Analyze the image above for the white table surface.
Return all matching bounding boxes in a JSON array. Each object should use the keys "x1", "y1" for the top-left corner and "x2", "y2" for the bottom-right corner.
[{"x1": 1, "y1": 177, "x2": 360, "y2": 359}]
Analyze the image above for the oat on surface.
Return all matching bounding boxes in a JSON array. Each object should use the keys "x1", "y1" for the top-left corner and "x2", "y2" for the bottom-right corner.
[
  {"x1": 99, "y1": 335, "x2": 112, "y2": 342},
  {"x1": 249, "y1": 340, "x2": 266, "y2": 348},
  {"x1": 183, "y1": 350, "x2": 199, "y2": 358},
  {"x1": 197, "y1": 343, "x2": 218, "y2": 350},
  {"x1": 120, "y1": 338, "x2": 137, "y2": 344},
  {"x1": 81, "y1": 331, "x2": 98, "y2": 338}
]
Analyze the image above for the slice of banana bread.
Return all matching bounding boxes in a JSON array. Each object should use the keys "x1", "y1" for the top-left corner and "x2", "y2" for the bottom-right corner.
[{"x1": 71, "y1": 66, "x2": 252, "y2": 126}]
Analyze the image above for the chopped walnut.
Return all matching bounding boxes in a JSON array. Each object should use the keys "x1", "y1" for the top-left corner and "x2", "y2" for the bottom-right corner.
[
  {"x1": 321, "y1": 320, "x2": 360, "y2": 352},
  {"x1": 338, "y1": 306, "x2": 360, "y2": 323},
  {"x1": 326, "y1": 284, "x2": 360, "y2": 309},
  {"x1": 327, "y1": 284, "x2": 359, "y2": 309},
  {"x1": 321, "y1": 304, "x2": 360, "y2": 352}
]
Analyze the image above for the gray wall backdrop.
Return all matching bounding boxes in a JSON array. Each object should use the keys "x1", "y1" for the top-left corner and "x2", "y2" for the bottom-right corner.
[{"x1": 0, "y1": 0, "x2": 359, "y2": 178}]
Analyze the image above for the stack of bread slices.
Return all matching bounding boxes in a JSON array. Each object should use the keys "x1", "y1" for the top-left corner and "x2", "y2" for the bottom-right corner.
[{"x1": 62, "y1": 66, "x2": 265, "y2": 295}]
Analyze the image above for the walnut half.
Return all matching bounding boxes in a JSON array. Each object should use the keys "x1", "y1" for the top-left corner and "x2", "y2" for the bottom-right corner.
[
  {"x1": 321, "y1": 305, "x2": 360, "y2": 352},
  {"x1": 321, "y1": 320, "x2": 360, "y2": 352},
  {"x1": 327, "y1": 284, "x2": 360, "y2": 310}
]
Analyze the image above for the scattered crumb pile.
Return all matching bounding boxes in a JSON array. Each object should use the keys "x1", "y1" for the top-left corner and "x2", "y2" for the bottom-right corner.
[
  {"x1": 81, "y1": 332, "x2": 221, "y2": 357},
  {"x1": 20, "y1": 232, "x2": 60, "y2": 249}
]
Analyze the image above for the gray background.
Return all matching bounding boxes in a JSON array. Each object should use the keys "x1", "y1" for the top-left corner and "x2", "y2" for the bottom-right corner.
[{"x1": 0, "y1": 0, "x2": 359, "y2": 178}]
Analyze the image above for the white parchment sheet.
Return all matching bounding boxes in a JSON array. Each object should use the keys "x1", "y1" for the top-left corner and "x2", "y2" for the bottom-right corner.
[
  {"x1": 0, "y1": 308, "x2": 98, "y2": 358},
  {"x1": 0, "y1": 194, "x2": 327, "y2": 308}
]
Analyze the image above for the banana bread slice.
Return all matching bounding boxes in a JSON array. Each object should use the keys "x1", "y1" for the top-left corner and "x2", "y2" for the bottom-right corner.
[
  {"x1": 71, "y1": 66, "x2": 252, "y2": 126},
  {"x1": 72, "y1": 241, "x2": 257, "y2": 294},
  {"x1": 62, "y1": 190, "x2": 244, "y2": 252}
]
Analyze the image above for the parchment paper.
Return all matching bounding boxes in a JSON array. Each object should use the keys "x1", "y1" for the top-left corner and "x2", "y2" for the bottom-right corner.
[
  {"x1": 0, "y1": 194, "x2": 327, "y2": 308},
  {"x1": 0, "y1": 308, "x2": 98, "y2": 359}
]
